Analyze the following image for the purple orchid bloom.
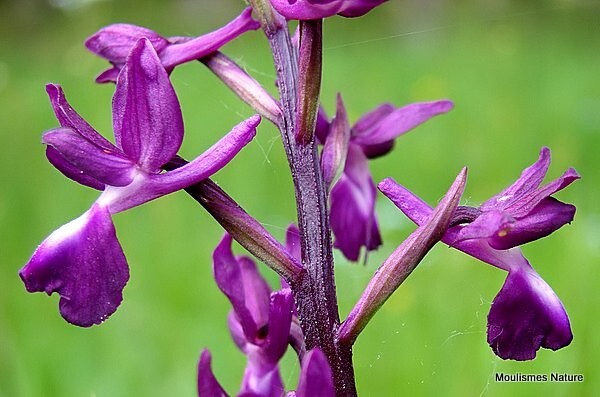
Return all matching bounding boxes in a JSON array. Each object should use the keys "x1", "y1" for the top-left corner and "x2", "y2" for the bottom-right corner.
[
  {"x1": 319, "y1": 98, "x2": 454, "y2": 261},
  {"x1": 85, "y1": 7, "x2": 259, "y2": 83},
  {"x1": 212, "y1": 234, "x2": 294, "y2": 396},
  {"x1": 19, "y1": 39, "x2": 260, "y2": 327},
  {"x1": 378, "y1": 147, "x2": 579, "y2": 360},
  {"x1": 198, "y1": 348, "x2": 334, "y2": 397},
  {"x1": 270, "y1": 0, "x2": 388, "y2": 20}
]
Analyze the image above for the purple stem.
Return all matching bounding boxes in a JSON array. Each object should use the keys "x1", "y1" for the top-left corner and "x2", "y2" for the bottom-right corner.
[{"x1": 250, "y1": 2, "x2": 357, "y2": 395}]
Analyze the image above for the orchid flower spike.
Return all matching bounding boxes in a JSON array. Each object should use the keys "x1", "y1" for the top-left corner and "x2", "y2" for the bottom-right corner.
[
  {"x1": 319, "y1": 97, "x2": 454, "y2": 261},
  {"x1": 379, "y1": 147, "x2": 579, "y2": 360},
  {"x1": 85, "y1": 7, "x2": 259, "y2": 83},
  {"x1": 19, "y1": 38, "x2": 260, "y2": 327},
  {"x1": 270, "y1": 0, "x2": 389, "y2": 20}
]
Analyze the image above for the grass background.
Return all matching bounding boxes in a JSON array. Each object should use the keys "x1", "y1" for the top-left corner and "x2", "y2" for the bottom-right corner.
[{"x1": 0, "y1": 0, "x2": 598, "y2": 396}]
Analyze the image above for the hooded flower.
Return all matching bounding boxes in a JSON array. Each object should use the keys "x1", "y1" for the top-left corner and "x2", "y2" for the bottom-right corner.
[
  {"x1": 85, "y1": 7, "x2": 259, "y2": 83},
  {"x1": 198, "y1": 348, "x2": 334, "y2": 397},
  {"x1": 269, "y1": 0, "x2": 388, "y2": 20},
  {"x1": 19, "y1": 38, "x2": 260, "y2": 327},
  {"x1": 378, "y1": 147, "x2": 579, "y2": 360},
  {"x1": 209, "y1": 233, "x2": 294, "y2": 396},
  {"x1": 319, "y1": 98, "x2": 454, "y2": 261}
]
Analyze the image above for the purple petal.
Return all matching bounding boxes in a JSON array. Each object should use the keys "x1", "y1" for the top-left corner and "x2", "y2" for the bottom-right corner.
[
  {"x1": 505, "y1": 167, "x2": 580, "y2": 219},
  {"x1": 95, "y1": 67, "x2": 122, "y2": 84},
  {"x1": 213, "y1": 234, "x2": 271, "y2": 342},
  {"x1": 330, "y1": 144, "x2": 381, "y2": 261},
  {"x1": 46, "y1": 84, "x2": 116, "y2": 151},
  {"x1": 264, "y1": 289, "x2": 294, "y2": 364},
  {"x1": 338, "y1": 0, "x2": 389, "y2": 17},
  {"x1": 43, "y1": 127, "x2": 136, "y2": 187},
  {"x1": 378, "y1": 177, "x2": 432, "y2": 226},
  {"x1": 449, "y1": 209, "x2": 512, "y2": 245},
  {"x1": 321, "y1": 94, "x2": 350, "y2": 187},
  {"x1": 482, "y1": 147, "x2": 552, "y2": 211},
  {"x1": 378, "y1": 178, "x2": 514, "y2": 272},
  {"x1": 105, "y1": 116, "x2": 259, "y2": 214},
  {"x1": 197, "y1": 350, "x2": 229, "y2": 397},
  {"x1": 144, "y1": 115, "x2": 259, "y2": 189},
  {"x1": 295, "y1": 349, "x2": 334, "y2": 397},
  {"x1": 270, "y1": 0, "x2": 344, "y2": 20},
  {"x1": 160, "y1": 7, "x2": 260, "y2": 69},
  {"x1": 314, "y1": 105, "x2": 330, "y2": 144},
  {"x1": 489, "y1": 197, "x2": 577, "y2": 250},
  {"x1": 285, "y1": 224, "x2": 302, "y2": 262},
  {"x1": 112, "y1": 38, "x2": 184, "y2": 171},
  {"x1": 351, "y1": 100, "x2": 453, "y2": 147},
  {"x1": 45, "y1": 146, "x2": 105, "y2": 190},
  {"x1": 351, "y1": 103, "x2": 394, "y2": 136},
  {"x1": 488, "y1": 268, "x2": 572, "y2": 360},
  {"x1": 85, "y1": 24, "x2": 169, "y2": 68},
  {"x1": 18, "y1": 204, "x2": 129, "y2": 327}
]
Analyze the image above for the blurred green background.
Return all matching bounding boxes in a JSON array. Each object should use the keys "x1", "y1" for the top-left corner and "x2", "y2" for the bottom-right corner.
[{"x1": 1, "y1": 0, "x2": 598, "y2": 396}]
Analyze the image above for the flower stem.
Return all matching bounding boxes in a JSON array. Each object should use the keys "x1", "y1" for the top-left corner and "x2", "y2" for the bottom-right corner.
[{"x1": 250, "y1": 2, "x2": 357, "y2": 394}]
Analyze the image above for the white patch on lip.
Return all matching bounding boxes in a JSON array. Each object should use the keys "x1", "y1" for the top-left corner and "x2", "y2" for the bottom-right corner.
[
  {"x1": 497, "y1": 195, "x2": 512, "y2": 203},
  {"x1": 45, "y1": 209, "x2": 92, "y2": 248}
]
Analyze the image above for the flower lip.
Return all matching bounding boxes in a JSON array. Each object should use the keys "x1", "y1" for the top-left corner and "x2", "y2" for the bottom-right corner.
[
  {"x1": 488, "y1": 267, "x2": 573, "y2": 360},
  {"x1": 19, "y1": 204, "x2": 129, "y2": 327}
]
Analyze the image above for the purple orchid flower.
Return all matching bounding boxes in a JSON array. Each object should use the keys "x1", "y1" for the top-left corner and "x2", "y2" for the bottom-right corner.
[
  {"x1": 319, "y1": 98, "x2": 454, "y2": 261},
  {"x1": 85, "y1": 7, "x2": 259, "y2": 83},
  {"x1": 212, "y1": 234, "x2": 294, "y2": 396},
  {"x1": 198, "y1": 348, "x2": 334, "y2": 397},
  {"x1": 269, "y1": 0, "x2": 388, "y2": 20},
  {"x1": 19, "y1": 38, "x2": 260, "y2": 327},
  {"x1": 378, "y1": 147, "x2": 579, "y2": 360}
]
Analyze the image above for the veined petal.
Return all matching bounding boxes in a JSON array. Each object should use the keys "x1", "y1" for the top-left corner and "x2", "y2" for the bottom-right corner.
[
  {"x1": 488, "y1": 197, "x2": 577, "y2": 250},
  {"x1": 46, "y1": 84, "x2": 116, "y2": 151},
  {"x1": 43, "y1": 127, "x2": 136, "y2": 187},
  {"x1": 330, "y1": 144, "x2": 381, "y2": 261},
  {"x1": 197, "y1": 350, "x2": 229, "y2": 397},
  {"x1": 505, "y1": 167, "x2": 580, "y2": 219},
  {"x1": 160, "y1": 7, "x2": 260, "y2": 69},
  {"x1": 18, "y1": 204, "x2": 129, "y2": 327},
  {"x1": 482, "y1": 147, "x2": 552, "y2": 211},
  {"x1": 85, "y1": 24, "x2": 169, "y2": 68},
  {"x1": 113, "y1": 38, "x2": 184, "y2": 171},
  {"x1": 295, "y1": 349, "x2": 334, "y2": 397},
  {"x1": 488, "y1": 268, "x2": 572, "y2": 360},
  {"x1": 46, "y1": 146, "x2": 105, "y2": 190},
  {"x1": 270, "y1": 0, "x2": 344, "y2": 20},
  {"x1": 351, "y1": 100, "x2": 453, "y2": 147}
]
